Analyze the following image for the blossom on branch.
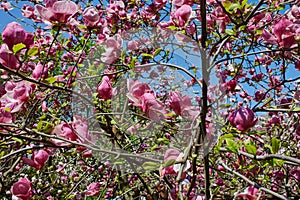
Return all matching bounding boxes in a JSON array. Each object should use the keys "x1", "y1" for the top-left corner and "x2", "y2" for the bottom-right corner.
[{"x1": 11, "y1": 178, "x2": 32, "y2": 200}]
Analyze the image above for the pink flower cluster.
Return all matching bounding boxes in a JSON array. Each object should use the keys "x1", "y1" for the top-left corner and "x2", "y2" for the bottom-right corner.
[
  {"x1": 228, "y1": 107, "x2": 257, "y2": 132},
  {"x1": 22, "y1": 149, "x2": 49, "y2": 170},
  {"x1": 51, "y1": 116, "x2": 92, "y2": 147},
  {"x1": 0, "y1": 22, "x2": 34, "y2": 70},
  {"x1": 0, "y1": 81, "x2": 35, "y2": 123},
  {"x1": 262, "y1": 5, "x2": 300, "y2": 48},
  {"x1": 97, "y1": 76, "x2": 116, "y2": 100},
  {"x1": 167, "y1": 91, "x2": 200, "y2": 120},
  {"x1": 127, "y1": 79, "x2": 167, "y2": 122},
  {"x1": 36, "y1": 0, "x2": 77, "y2": 24},
  {"x1": 161, "y1": 149, "x2": 190, "y2": 179},
  {"x1": 11, "y1": 178, "x2": 32, "y2": 200}
]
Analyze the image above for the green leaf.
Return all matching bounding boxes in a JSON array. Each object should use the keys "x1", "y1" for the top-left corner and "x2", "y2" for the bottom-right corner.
[
  {"x1": 3, "y1": 107, "x2": 11, "y2": 112},
  {"x1": 228, "y1": 3, "x2": 241, "y2": 12},
  {"x1": 12, "y1": 137, "x2": 23, "y2": 145},
  {"x1": 45, "y1": 77, "x2": 57, "y2": 84},
  {"x1": 153, "y1": 48, "x2": 163, "y2": 57},
  {"x1": 255, "y1": 29, "x2": 263, "y2": 35},
  {"x1": 163, "y1": 158, "x2": 176, "y2": 167},
  {"x1": 220, "y1": 133, "x2": 235, "y2": 140},
  {"x1": 167, "y1": 26, "x2": 179, "y2": 31},
  {"x1": 141, "y1": 53, "x2": 153, "y2": 59},
  {"x1": 239, "y1": 25, "x2": 246, "y2": 31},
  {"x1": 271, "y1": 138, "x2": 281, "y2": 154},
  {"x1": 291, "y1": 107, "x2": 300, "y2": 112},
  {"x1": 225, "y1": 139, "x2": 239, "y2": 153},
  {"x1": 241, "y1": 0, "x2": 248, "y2": 7},
  {"x1": 66, "y1": 194, "x2": 75, "y2": 199},
  {"x1": 142, "y1": 162, "x2": 160, "y2": 171},
  {"x1": 27, "y1": 47, "x2": 39, "y2": 57},
  {"x1": 13, "y1": 43, "x2": 26, "y2": 54},
  {"x1": 245, "y1": 144, "x2": 257, "y2": 155},
  {"x1": 225, "y1": 29, "x2": 235, "y2": 35}
]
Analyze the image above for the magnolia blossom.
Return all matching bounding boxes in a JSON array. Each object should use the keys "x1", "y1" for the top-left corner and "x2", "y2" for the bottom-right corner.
[
  {"x1": 0, "y1": 108, "x2": 13, "y2": 123},
  {"x1": 127, "y1": 79, "x2": 153, "y2": 107},
  {"x1": 161, "y1": 149, "x2": 190, "y2": 179},
  {"x1": 97, "y1": 76, "x2": 116, "y2": 100},
  {"x1": 11, "y1": 178, "x2": 32, "y2": 200},
  {"x1": 167, "y1": 91, "x2": 200, "y2": 119},
  {"x1": 32, "y1": 63, "x2": 48, "y2": 80},
  {"x1": 100, "y1": 34, "x2": 123, "y2": 64},
  {"x1": 22, "y1": 149, "x2": 49, "y2": 169},
  {"x1": 174, "y1": 5, "x2": 192, "y2": 28},
  {"x1": 2, "y1": 22, "x2": 34, "y2": 50},
  {"x1": 83, "y1": 6, "x2": 100, "y2": 27},
  {"x1": 51, "y1": 116, "x2": 93, "y2": 146},
  {"x1": 127, "y1": 79, "x2": 167, "y2": 121},
  {"x1": 228, "y1": 107, "x2": 257, "y2": 131},
  {"x1": 0, "y1": 81, "x2": 35, "y2": 113},
  {"x1": 85, "y1": 182, "x2": 101, "y2": 196},
  {"x1": 140, "y1": 93, "x2": 167, "y2": 122},
  {"x1": 294, "y1": 90, "x2": 300, "y2": 102},
  {"x1": 236, "y1": 186, "x2": 259, "y2": 200},
  {"x1": 0, "y1": 44, "x2": 19, "y2": 70},
  {"x1": 36, "y1": 0, "x2": 77, "y2": 24}
]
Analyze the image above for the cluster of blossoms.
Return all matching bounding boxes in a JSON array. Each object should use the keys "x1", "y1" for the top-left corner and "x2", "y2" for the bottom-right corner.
[{"x1": 0, "y1": 0, "x2": 299, "y2": 199}]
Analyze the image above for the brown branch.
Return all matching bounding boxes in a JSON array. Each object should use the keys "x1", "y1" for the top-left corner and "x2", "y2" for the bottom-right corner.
[
  {"x1": 219, "y1": 160, "x2": 289, "y2": 200},
  {"x1": 219, "y1": 147, "x2": 300, "y2": 165}
]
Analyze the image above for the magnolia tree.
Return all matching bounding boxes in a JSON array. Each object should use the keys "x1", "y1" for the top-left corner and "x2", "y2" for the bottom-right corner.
[{"x1": 0, "y1": 0, "x2": 300, "y2": 199}]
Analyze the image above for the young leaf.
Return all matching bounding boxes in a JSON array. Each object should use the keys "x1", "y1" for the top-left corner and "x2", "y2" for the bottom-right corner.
[
  {"x1": 225, "y1": 139, "x2": 239, "y2": 153},
  {"x1": 27, "y1": 47, "x2": 39, "y2": 57},
  {"x1": 245, "y1": 144, "x2": 257, "y2": 155},
  {"x1": 163, "y1": 158, "x2": 176, "y2": 167},
  {"x1": 142, "y1": 161, "x2": 161, "y2": 171},
  {"x1": 271, "y1": 138, "x2": 281, "y2": 154},
  {"x1": 13, "y1": 43, "x2": 26, "y2": 54}
]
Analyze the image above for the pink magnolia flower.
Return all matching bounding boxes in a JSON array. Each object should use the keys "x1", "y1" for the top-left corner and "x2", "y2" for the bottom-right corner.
[
  {"x1": 97, "y1": 76, "x2": 116, "y2": 100},
  {"x1": 127, "y1": 40, "x2": 139, "y2": 51},
  {"x1": 50, "y1": 123, "x2": 73, "y2": 146},
  {"x1": 273, "y1": 17, "x2": 296, "y2": 48},
  {"x1": 22, "y1": 4, "x2": 35, "y2": 19},
  {"x1": 4, "y1": 81, "x2": 34, "y2": 103},
  {"x1": 32, "y1": 63, "x2": 48, "y2": 80},
  {"x1": 161, "y1": 149, "x2": 190, "y2": 179},
  {"x1": 0, "y1": 44, "x2": 19, "y2": 70},
  {"x1": 101, "y1": 35, "x2": 123, "y2": 64},
  {"x1": 226, "y1": 79, "x2": 237, "y2": 93},
  {"x1": 168, "y1": 91, "x2": 182, "y2": 115},
  {"x1": 291, "y1": 5, "x2": 300, "y2": 18},
  {"x1": 141, "y1": 93, "x2": 167, "y2": 122},
  {"x1": 2, "y1": 22, "x2": 34, "y2": 50},
  {"x1": 0, "y1": 2, "x2": 12, "y2": 11},
  {"x1": 167, "y1": 91, "x2": 200, "y2": 119},
  {"x1": 51, "y1": 116, "x2": 93, "y2": 146},
  {"x1": 72, "y1": 115, "x2": 93, "y2": 144},
  {"x1": 11, "y1": 178, "x2": 32, "y2": 200},
  {"x1": 228, "y1": 107, "x2": 257, "y2": 131},
  {"x1": 236, "y1": 186, "x2": 259, "y2": 200},
  {"x1": 254, "y1": 90, "x2": 265, "y2": 102},
  {"x1": 22, "y1": 149, "x2": 49, "y2": 169},
  {"x1": 294, "y1": 90, "x2": 300, "y2": 102},
  {"x1": 0, "y1": 81, "x2": 35, "y2": 113},
  {"x1": 36, "y1": 0, "x2": 77, "y2": 24},
  {"x1": 127, "y1": 79, "x2": 152, "y2": 107},
  {"x1": 174, "y1": 5, "x2": 192, "y2": 27},
  {"x1": 85, "y1": 182, "x2": 101, "y2": 196},
  {"x1": 0, "y1": 108, "x2": 13, "y2": 123},
  {"x1": 83, "y1": 6, "x2": 100, "y2": 27},
  {"x1": 61, "y1": 124, "x2": 78, "y2": 141}
]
